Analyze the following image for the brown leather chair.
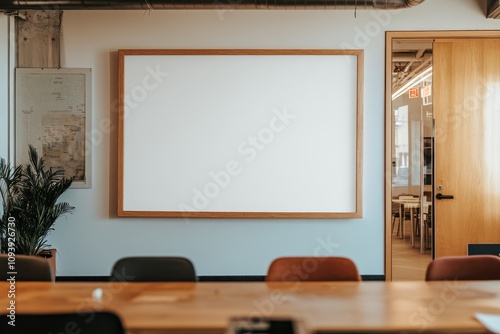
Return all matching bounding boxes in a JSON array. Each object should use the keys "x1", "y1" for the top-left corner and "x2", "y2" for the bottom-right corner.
[
  {"x1": 0, "y1": 254, "x2": 53, "y2": 281},
  {"x1": 425, "y1": 255, "x2": 500, "y2": 281},
  {"x1": 266, "y1": 256, "x2": 361, "y2": 282}
]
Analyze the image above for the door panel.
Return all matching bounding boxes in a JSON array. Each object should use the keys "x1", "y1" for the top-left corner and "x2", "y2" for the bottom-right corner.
[{"x1": 433, "y1": 39, "x2": 500, "y2": 257}]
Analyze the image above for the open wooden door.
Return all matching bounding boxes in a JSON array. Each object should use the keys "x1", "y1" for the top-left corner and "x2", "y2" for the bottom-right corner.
[{"x1": 433, "y1": 38, "x2": 500, "y2": 257}]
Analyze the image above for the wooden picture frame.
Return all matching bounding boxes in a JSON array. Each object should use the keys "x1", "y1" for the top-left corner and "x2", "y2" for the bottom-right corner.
[{"x1": 15, "y1": 68, "x2": 92, "y2": 189}]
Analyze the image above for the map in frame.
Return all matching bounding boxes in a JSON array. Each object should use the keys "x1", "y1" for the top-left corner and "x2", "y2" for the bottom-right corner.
[{"x1": 15, "y1": 68, "x2": 92, "y2": 188}]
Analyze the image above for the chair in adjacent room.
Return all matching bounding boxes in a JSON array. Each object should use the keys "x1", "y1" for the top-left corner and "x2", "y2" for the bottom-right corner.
[
  {"x1": 0, "y1": 254, "x2": 53, "y2": 281},
  {"x1": 425, "y1": 255, "x2": 500, "y2": 281},
  {"x1": 265, "y1": 256, "x2": 361, "y2": 282},
  {"x1": 110, "y1": 256, "x2": 197, "y2": 282},
  {"x1": 392, "y1": 194, "x2": 418, "y2": 238},
  {"x1": 422, "y1": 204, "x2": 433, "y2": 251},
  {"x1": 391, "y1": 199, "x2": 411, "y2": 237},
  {"x1": 0, "y1": 311, "x2": 124, "y2": 334}
]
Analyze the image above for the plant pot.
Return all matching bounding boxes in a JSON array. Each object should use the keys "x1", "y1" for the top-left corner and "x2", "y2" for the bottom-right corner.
[{"x1": 37, "y1": 248, "x2": 57, "y2": 281}]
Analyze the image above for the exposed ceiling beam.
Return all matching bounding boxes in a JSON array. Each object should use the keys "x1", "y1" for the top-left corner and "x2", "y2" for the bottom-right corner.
[
  {"x1": 392, "y1": 56, "x2": 431, "y2": 92},
  {"x1": 392, "y1": 51, "x2": 429, "y2": 62}
]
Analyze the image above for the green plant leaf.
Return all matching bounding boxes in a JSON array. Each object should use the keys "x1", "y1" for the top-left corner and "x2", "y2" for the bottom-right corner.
[{"x1": 0, "y1": 145, "x2": 75, "y2": 255}]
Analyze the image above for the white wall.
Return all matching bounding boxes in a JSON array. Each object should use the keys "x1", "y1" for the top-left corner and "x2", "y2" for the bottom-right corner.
[{"x1": 9, "y1": 0, "x2": 499, "y2": 276}]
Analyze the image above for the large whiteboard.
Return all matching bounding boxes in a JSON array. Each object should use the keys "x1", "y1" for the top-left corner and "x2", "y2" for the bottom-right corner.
[{"x1": 118, "y1": 49, "x2": 363, "y2": 218}]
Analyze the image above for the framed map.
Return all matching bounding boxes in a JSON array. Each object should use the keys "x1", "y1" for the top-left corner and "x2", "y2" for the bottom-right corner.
[{"x1": 15, "y1": 68, "x2": 92, "y2": 188}]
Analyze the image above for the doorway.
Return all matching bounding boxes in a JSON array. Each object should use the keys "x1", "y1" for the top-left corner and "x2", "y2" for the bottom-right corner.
[
  {"x1": 390, "y1": 38, "x2": 434, "y2": 280},
  {"x1": 385, "y1": 30, "x2": 500, "y2": 281}
]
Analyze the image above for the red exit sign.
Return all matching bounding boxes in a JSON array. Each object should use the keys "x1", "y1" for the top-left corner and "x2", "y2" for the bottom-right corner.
[{"x1": 409, "y1": 87, "x2": 419, "y2": 98}]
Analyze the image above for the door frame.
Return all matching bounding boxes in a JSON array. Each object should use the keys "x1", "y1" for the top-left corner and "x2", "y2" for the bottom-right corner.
[{"x1": 384, "y1": 30, "x2": 500, "y2": 281}]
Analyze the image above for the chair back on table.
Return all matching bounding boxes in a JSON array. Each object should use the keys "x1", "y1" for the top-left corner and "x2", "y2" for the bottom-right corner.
[
  {"x1": 425, "y1": 255, "x2": 500, "y2": 281},
  {"x1": 226, "y1": 317, "x2": 305, "y2": 334},
  {"x1": 0, "y1": 254, "x2": 53, "y2": 281},
  {"x1": 0, "y1": 311, "x2": 124, "y2": 334},
  {"x1": 110, "y1": 256, "x2": 197, "y2": 282},
  {"x1": 266, "y1": 256, "x2": 361, "y2": 282}
]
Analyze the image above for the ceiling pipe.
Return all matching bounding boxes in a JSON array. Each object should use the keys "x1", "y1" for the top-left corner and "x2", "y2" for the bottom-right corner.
[{"x1": 0, "y1": 0, "x2": 425, "y2": 10}]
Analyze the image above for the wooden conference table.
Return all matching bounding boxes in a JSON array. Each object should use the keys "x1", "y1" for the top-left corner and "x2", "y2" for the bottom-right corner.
[{"x1": 2, "y1": 281, "x2": 500, "y2": 333}]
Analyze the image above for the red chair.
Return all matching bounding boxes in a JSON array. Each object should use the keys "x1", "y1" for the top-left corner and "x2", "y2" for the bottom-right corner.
[
  {"x1": 266, "y1": 256, "x2": 361, "y2": 282},
  {"x1": 425, "y1": 255, "x2": 500, "y2": 281}
]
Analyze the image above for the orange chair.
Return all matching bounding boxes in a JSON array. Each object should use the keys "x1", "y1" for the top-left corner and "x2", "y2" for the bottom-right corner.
[
  {"x1": 266, "y1": 256, "x2": 361, "y2": 282},
  {"x1": 425, "y1": 255, "x2": 500, "y2": 281}
]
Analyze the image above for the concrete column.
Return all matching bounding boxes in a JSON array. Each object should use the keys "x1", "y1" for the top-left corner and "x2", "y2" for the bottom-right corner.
[{"x1": 16, "y1": 10, "x2": 62, "y2": 68}]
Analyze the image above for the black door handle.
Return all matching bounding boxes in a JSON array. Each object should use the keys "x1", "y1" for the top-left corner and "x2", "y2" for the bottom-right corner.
[{"x1": 436, "y1": 193, "x2": 454, "y2": 200}]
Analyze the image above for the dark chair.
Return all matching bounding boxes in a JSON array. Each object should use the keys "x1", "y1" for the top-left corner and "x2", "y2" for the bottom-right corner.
[
  {"x1": 0, "y1": 311, "x2": 124, "y2": 334},
  {"x1": 392, "y1": 194, "x2": 418, "y2": 238},
  {"x1": 226, "y1": 317, "x2": 305, "y2": 334},
  {"x1": 0, "y1": 254, "x2": 53, "y2": 281},
  {"x1": 391, "y1": 200, "x2": 411, "y2": 237},
  {"x1": 425, "y1": 255, "x2": 500, "y2": 281},
  {"x1": 423, "y1": 204, "x2": 433, "y2": 250},
  {"x1": 110, "y1": 256, "x2": 197, "y2": 282},
  {"x1": 266, "y1": 256, "x2": 361, "y2": 282}
]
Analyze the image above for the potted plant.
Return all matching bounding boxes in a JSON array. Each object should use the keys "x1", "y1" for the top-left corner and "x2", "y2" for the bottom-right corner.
[{"x1": 0, "y1": 145, "x2": 74, "y2": 277}]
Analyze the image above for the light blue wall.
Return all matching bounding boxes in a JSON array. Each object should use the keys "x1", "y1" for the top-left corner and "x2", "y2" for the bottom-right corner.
[{"x1": 4, "y1": 0, "x2": 499, "y2": 276}]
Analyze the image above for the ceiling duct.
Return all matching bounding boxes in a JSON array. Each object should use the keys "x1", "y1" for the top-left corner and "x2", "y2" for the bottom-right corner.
[{"x1": 0, "y1": 0, "x2": 425, "y2": 10}]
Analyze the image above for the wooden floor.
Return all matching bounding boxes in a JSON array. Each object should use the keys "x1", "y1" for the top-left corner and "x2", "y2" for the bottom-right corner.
[{"x1": 391, "y1": 223, "x2": 432, "y2": 281}]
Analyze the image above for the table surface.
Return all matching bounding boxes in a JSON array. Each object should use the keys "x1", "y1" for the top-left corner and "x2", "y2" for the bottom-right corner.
[
  {"x1": 1, "y1": 281, "x2": 499, "y2": 333},
  {"x1": 392, "y1": 198, "x2": 425, "y2": 207}
]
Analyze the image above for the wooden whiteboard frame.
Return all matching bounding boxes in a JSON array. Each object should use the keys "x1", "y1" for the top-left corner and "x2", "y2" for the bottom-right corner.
[{"x1": 118, "y1": 49, "x2": 363, "y2": 218}]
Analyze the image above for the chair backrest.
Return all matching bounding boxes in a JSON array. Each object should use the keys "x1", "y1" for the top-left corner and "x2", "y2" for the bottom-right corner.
[
  {"x1": 226, "y1": 317, "x2": 305, "y2": 334},
  {"x1": 110, "y1": 256, "x2": 197, "y2": 282},
  {"x1": 0, "y1": 254, "x2": 53, "y2": 281},
  {"x1": 266, "y1": 256, "x2": 361, "y2": 282},
  {"x1": 425, "y1": 255, "x2": 500, "y2": 281},
  {"x1": 0, "y1": 311, "x2": 124, "y2": 334},
  {"x1": 392, "y1": 200, "x2": 401, "y2": 213}
]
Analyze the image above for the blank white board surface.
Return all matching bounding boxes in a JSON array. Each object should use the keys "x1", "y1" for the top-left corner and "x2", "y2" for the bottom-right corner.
[{"x1": 118, "y1": 49, "x2": 363, "y2": 218}]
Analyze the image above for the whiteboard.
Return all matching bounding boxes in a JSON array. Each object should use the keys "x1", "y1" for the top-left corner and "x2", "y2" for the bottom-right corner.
[{"x1": 118, "y1": 49, "x2": 363, "y2": 218}]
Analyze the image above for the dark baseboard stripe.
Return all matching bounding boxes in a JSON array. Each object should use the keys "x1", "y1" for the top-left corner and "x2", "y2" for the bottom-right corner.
[
  {"x1": 361, "y1": 275, "x2": 385, "y2": 281},
  {"x1": 198, "y1": 275, "x2": 265, "y2": 282},
  {"x1": 56, "y1": 276, "x2": 109, "y2": 282},
  {"x1": 56, "y1": 274, "x2": 385, "y2": 282}
]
